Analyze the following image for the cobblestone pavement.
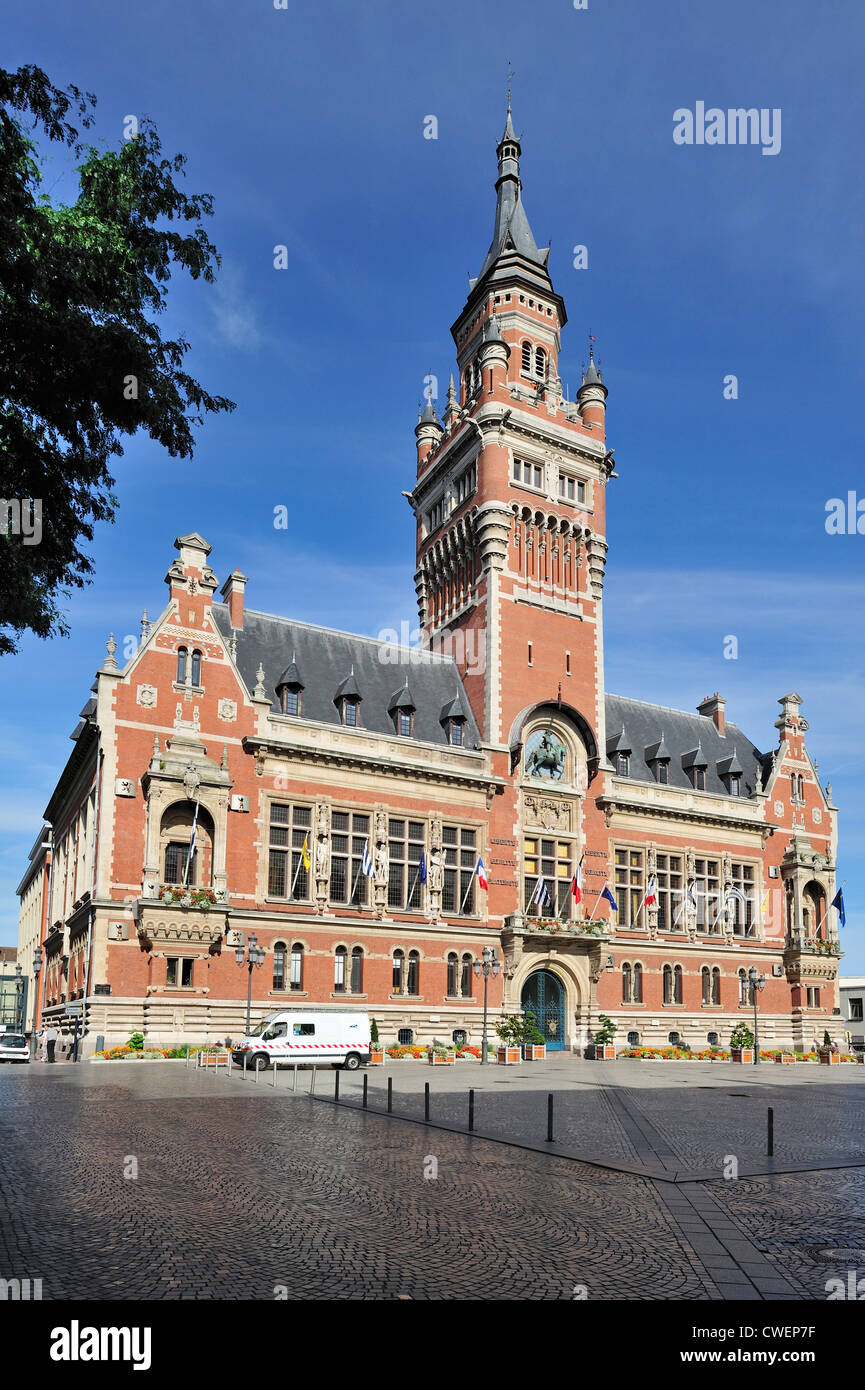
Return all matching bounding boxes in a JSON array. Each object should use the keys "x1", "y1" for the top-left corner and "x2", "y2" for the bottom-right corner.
[{"x1": 0, "y1": 1061, "x2": 862, "y2": 1301}]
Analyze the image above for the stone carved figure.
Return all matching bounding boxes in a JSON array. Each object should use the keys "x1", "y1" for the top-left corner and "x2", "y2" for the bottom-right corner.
[
  {"x1": 427, "y1": 814, "x2": 444, "y2": 920},
  {"x1": 313, "y1": 804, "x2": 330, "y2": 914}
]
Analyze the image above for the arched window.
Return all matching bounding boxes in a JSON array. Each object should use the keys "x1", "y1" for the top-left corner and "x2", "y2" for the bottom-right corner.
[
  {"x1": 273, "y1": 942, "x2": 287, "y2": 992},
  {"x1": 738, "y1": 968, "x2": 748, "y2": 1005},
  {"x1": 160, "y1": 801, "x2": 214, "y2": 887},
  {"x1": 334, "y1": 945, "x2": 347, "y2": 993},
  {"x1": 190, "y1": 649, "x2": 202, "y2": 686},
  {"x1": 521, "y1": 341, "x2": 532, "y2": 373},
  {"x1": 290, "y1": 943, "x2": 304, "y2": 991},
  {"x1": 176, "y1": 647, "x2": 188, "y2": 683},
  {"x1": 663, "y1": 963, "x2": 673, "y2": 1004},
  {"x1": 633, "y1": 962, "x2": 643, "y2": 1003},
  {"x1": 461, "y1": 953, "x2": 473, "y2": 998},
  {"x1": 622, "y1": 962, "x2": 632, "y2": 1003},
  {"x1": 535, "y1": 346, "x2": 546, "y2": 378},
  {"x1": 712, "y1": 966, "x2": 721, "y2": 1005},
  {"x1": 407, "y1": 950, "x2": 420, "y2": 997},
  {"x1": 351, "y1": 946, "x2": 363, "y2": 994},
  {"x1": 447, "y1": 952, "x2": 458, "y2": 997},
  {"x1": 392, "y1": 949, "x2": 404, "y2": 994},
  {"x1": 701, "y1": 965, "x2": 711, "y2": 1005},
  {"x1": 674, "y1": 964, "x2": 683, "y2": 1004},
  {"x1": 627, "y1": 1030, "x2": 640, "y2": 1047}
]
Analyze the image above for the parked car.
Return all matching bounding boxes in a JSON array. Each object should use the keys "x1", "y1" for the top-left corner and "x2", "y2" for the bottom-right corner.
[
  {"x1": 0, "y1": 1032, "x2": 30, "y2": 1064},
  {"x1": 231, "y1": 1011, "x2": 371, "y2": 1072}
]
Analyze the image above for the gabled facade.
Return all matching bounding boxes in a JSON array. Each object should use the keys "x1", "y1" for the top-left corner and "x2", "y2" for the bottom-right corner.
[{"x1": 19, "y1": 112, "x2": 843, "y2": 1055}]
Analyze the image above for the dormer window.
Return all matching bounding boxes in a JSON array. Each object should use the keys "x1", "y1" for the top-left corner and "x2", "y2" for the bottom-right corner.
[
  {"x1": 276, "y1": 659, "x2": 304, "y2": 718},
  {"x1": 730, "y1": 774, "x2": 741, "y2": 797},
  {"x1": 656, "y1": 761, "x2": 669, "y2": 785},
  {"x1": 389, "y1": 681, "x2": 416, "y2": 737},
  {"x1": 617, "y1": 753, "x2": 630, "y2": 776},
  {"x1": 342, "y1": 698, "x2": 359, "y2": 727},
  {"x1": 440, "y1": 695, "x2": 468, "y2": 748},
  {"x1": 449, "y1": 720, "x2": 464, "y2": 747},
  {"x1": 694, "y1": 768, "x2": 706, "y2": 791},
  {"x1": 283, "y1": 688, "x2": 299, "y2": 716},
  {"x1": 398, "y1": 711, "x2": 412, "y2": 736},
  {"x1": 334, "y1": 669, "x2": 362, "y2": 727}
]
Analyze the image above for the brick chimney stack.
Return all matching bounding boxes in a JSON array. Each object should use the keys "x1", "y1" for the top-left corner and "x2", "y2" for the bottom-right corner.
[
  {"x1": 220, "y1": 569, "x2": 248, "y2": 630},
  {"x1": 697, "y1": 692, "x2": 726, "y2": 735}
]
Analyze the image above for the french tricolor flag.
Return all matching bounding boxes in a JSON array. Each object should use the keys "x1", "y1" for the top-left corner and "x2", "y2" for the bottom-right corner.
[
  {"x1": 645, "y1": 875, "x2": 657, "y2": 907},
  {"x1": 571, "y1": 856, "x2": 583, "y2": 905},
  {"x1": 475, "y1": 857, "x2": 489, "y2": 891}
]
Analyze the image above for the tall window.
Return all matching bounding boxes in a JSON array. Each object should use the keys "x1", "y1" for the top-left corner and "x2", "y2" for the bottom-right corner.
[
  {"x1": 176, "y1": 647, "x2": 188, "y2": 683},
  {"x1": 273, "y1": 942, "x2": 286, "y2": 991},
  {"x1": 694, "y1": 858, "x2": 721, "y2": 933},
  {"x1": 334, "y1": 946, "x2": 347, "y2": 993},
  {"x1": 190, "y1": 649, "x2": 202, "y2": 686},
  {"x1": 350, "y1": 947, "x2": 363, "y2": 994},
  {"x1": 329, "y1": 811, "x2": 370, "y2": 907},
  {"x1": 392, "y1": 950, "x2": 404, "y2": 994},
  {"x1": 622, "y1": 962, "x2": 632, "y2": 1003},
  {"x1": 521, "y1": 341, "x2": 532, "y2": 373},
  {"x1": 656, "y1": 761, "x2": 669, "y2": 785},
  {"x1": 729, "y1": 863, "x2": 755, "y2": 936},
  {"x1": 535, "y1": 346, "x2": 546, "y2": 378},
  {"x1": 461, "y1": 953, "x2": 473, "y2": 998},
  {"x1": 615, "y1": 848, "x2": 645, "y2": 928},
  {"x1": 442, "y1": 825, "x2": 478, "y2": 916},
  {"x1": 729, "y1": 774, "x2": 741, "y2": 797},
  {"x1": 523, "y1": 837, "x2": 572, "y2": 918},
  {"x1": 164, "y1": 841, "x2": 194, "y2": 885},
  {"x1": 693, "y1": 767, "x2": 706, "y2": 791},
  {"x1": 290, "y1": 943, "x2": 303, "y2": 991},
  {"x1": 674, "y1": 964, "x2": 683, "y2": 1003},
  {"x1": 447, "y1": 952, "x2": 458, "y2": 997},
  {"x1": 387, "y1": 819, "x2": 425, "y2": 910},
  {"x1": 406, "y1": 950, "x2": 420, "y2": 996},
  {"x1": 701, "y1": 966, "x2": 711, "y2": 1005},
  {"x1": 617, "y1": 753, "x2": 630, "y2": 776},
  {"x1": 268, "y1": 802, "x2": 312, "y2": 899},
  {"x1": 633, "y1": 962, "x2": 643, "y2": 1002},
  {"x1": 448, "y1": 720, "x2": 465, "y2": 747},
  {"x1": 656, "y1": 854, "x2": 683, "y2": 931},
  {"x1": 712, "y1": 966, "x2": 721, "y2": 1005},
  {"x1": 397, "y1": 710, "x2": 413, "y2": 737},
  {"x1": 663, "y1": 964, "x2": 673, "y2": 1004}
]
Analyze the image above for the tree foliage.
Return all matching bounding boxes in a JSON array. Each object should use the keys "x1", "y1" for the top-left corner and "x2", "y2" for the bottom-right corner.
[{"x1": 0, "y1": 65, "x2": 235, "y2": 654}]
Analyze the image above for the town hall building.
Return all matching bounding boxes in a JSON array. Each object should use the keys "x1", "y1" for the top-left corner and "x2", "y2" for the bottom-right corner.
[{"x1": 18, "y1": 109, "x2": 843, "y2": 1056}]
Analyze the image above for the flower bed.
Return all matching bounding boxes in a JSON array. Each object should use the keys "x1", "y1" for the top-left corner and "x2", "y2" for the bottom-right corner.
[
  {"x1": 158, "y1": 885, "x2": 218, "y2": 911},
  {"x1": 385, "y1": 1045, "x2": 428, "y2": 1060}
]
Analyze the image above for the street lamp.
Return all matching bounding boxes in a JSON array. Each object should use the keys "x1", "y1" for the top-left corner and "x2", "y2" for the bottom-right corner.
[
  {"x1": 32, "y1": 948, "x2": 42, "y2": 1039},
  {"x1": 473, "y1": 945, "x2": 500, "y2": 1066},
  {"x1": 748, "y1": 965, "x2": 766, "y2": 1065},
  {"x1": 14, "y1": 964, "x2": 24, "y2": 1033},
  {"x1": 235, "y1": 931, "x2": 266, "y2": 1037}
]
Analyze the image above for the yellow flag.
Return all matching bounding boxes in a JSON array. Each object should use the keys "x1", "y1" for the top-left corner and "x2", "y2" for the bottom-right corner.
[{"x1": 301, "y1": 833, "x2": 310, "y2": 872}]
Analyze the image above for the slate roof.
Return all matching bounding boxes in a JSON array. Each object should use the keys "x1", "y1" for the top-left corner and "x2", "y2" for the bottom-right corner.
[
  {"x1": 604, "y1": 694, "x2": 766, "y2": 798},
  {"x1": 212, "y1": 606, "x2": 481, "y2": 749}
]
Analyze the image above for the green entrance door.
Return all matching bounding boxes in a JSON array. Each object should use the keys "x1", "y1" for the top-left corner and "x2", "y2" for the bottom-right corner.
[{"x1": 521, "y1": 970, "x2": 566, "y2": 1051}]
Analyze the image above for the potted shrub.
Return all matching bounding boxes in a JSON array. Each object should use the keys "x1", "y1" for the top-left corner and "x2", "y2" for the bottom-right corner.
[
  {"x1": 590, "y1": 1014, "x2": 617, "y2": 1060},
  {"x1": 818, "y1": 1030, "x2": 840, "y2": 1065},
  {"x1": 369, "y1": 1018, "x2": 385, "y2": 1065},
  {"x1": 495, "y1": 1015, "x2": 523, "y2": 1065},
  {"x1": 522, "y1": 1011, "x2": 546, "y2": 1061},
  {"x1": 427, "y1": 1038, "x2": 456, "y2": 1066},
  {"x1": 729, "y1": 1023, "x2": 755, "y2": 1064}
]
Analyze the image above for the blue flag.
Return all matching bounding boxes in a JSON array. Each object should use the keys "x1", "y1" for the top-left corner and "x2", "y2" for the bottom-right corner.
[
  {"x1": 361, "y1": 841, "x2": 374, "y2": 878},
  {"x1": 602, "y1": 885, "x2": 617, "y2": 910},
  {"x1": 832, "y1": 887, "x2": 846, "y2": 927},
  {"x1": 418, "y1": 851, "x2": 427, "y2": 885}
]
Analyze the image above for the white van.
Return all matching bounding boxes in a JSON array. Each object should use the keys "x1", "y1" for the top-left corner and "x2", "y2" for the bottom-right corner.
[{"x1": 231, "y1": 1011, "x2": 371, "y2": 1072}]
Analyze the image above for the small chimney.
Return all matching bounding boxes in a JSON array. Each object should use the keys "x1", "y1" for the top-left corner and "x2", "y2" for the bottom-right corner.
[
  {"x1": 697, "y1": 692, "x2": 726, "y2": 735},
  {"x1": 220, "y1": 569, "x2": 248, "y2": 631}
]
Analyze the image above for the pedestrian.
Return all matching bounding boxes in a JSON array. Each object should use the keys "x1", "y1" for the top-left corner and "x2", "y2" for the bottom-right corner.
[
  {"x1": 44, "y1": 1023, "x2": 58, "y2": 1063},
  {"x1": 38, "y1": 1024, "x2": 49, "y2": 1062}
]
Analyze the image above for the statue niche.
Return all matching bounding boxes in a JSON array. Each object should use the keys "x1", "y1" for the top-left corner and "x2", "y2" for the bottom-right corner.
[{"x1": 525, "y1": 729, "x2": 568, "y2": 781}]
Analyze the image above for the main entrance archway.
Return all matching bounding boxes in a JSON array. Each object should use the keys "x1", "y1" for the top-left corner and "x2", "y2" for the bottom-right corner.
[{"x1": 521, "y1": 970, "x2": 566, "y2": 1051}]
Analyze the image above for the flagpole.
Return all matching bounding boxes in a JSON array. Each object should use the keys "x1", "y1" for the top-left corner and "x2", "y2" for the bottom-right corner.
[
  {"x1": 816, "y1": 878, "x2": 848, "y2": 937},
  {"x1": 349, "y1": 840, "x2": 370, "y2": 905},
  {"x1": 672, "y1": 882, "x2": 693, "y2": 929},
  {"x1": 459, "y1": 859, "x2": 477, "y2": 915},
  {"x1": 183, "y1": 793, "x2": 201, "y2": 888},
  {"x1": 405, "y1": 861, "x2": 422, "y2": 911},
  {"x1": 289, "y1": 835, "x2": 308, "y2": 901},
  {"x1": 587, "y1": 888, "x2": 605, "y2": 922}
]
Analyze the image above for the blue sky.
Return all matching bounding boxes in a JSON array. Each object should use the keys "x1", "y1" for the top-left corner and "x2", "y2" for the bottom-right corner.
[{"x1": 2, "y1": 0, "x2": 864, "y2": 972}]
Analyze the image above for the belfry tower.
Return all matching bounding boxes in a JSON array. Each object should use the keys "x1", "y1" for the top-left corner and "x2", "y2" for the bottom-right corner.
[{"x1": 409, "y1": 105, "x2": 615, "y2": 762}]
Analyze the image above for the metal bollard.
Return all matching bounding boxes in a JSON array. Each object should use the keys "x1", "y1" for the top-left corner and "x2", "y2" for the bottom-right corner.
[
  {"x1": 468, "y1": 1088, "x2": 475, "y2": 1132},
  {"x1": 363, "y1": 1074, "x2": 368, "y2": 1109},
  {"x1": 424, "y1": 1081, "x2": 430, "y2": 1122},
  {"x1": 309, "y1": 1067, "x2": 317, "y2": 1095},
  {"x1": 334, "y1": 1069, "x2": 340, "y2": 1102},
  {"x1": 546, "y1": 1093, "x2": 554, "y2": 1143},
  {"x1": 272, "y1": 1062, "x2": 278, "y2": 1088},
  {"x1": 768, "y1": 1106, "x2": 774, "y2": 1157},
  {"x1": 293, "y1": 1065, "x2": 298, "y2": 1092},
  {"x1": 387, "y1": 1077, "x2": 393, "y2": 1113},
  {"x1": 243, "y1": 1053, "x2": 249, "y2": 1081}
]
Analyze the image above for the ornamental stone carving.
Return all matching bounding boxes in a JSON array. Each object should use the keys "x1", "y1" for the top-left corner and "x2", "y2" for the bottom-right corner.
[
  {"x1": 524, "y1": 794, "x2": 570, "y2": 831},
  {"x1": 313, "y1": 803, "x2": 331, "y2": 914},
  {"x1": 137, "y1": 683, "x2": 157, "y2": 709},
  {"x1": 218, "y1": 698, "x2": 237, "y2": 723},
  {"x1": 427, "y1": 814, "x2": 444, "y2": 921}
]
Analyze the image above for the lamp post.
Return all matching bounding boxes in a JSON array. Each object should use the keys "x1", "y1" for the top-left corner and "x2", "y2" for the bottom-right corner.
[
  {"x1": 235, "y1": 931, "x2": 266, "y2": 1038},
  {"x1": 748, "y1": 965, "x2": 766, "y2": 1065},
  {"x1": 473, "y1": 945, "x2": 500, "y2": 1066},
  {"x1": 14, "y1": 964, "x2": 25, "y2": 1034},
  {"x1": 32, "y1": 946, "x2": 43, "y2": 1040}
]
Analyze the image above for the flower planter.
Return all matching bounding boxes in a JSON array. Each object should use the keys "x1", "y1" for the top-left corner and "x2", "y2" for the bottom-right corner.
[
  {"x1": 428, "y1": 1051, "x2": 456, "y2": 1066},
  {"x1": 731, "y1": 1048, "x2": 754, "y2": 1064},
  {"x1": 496, "y1": 1046, "x2": 522, "y2": 1065},
  {"x1": 522, "y1": 1044, "x2": 546, "y2": 1061},
  {"x1": 818, "y1": 1051, "x2": 840, "y2": 1065},
  {"x1": 590, "y1": 1044, "x2": 616, "y2": 1060},
  {"x1": 775, "y1": 1053, "x2": 796, "y2": 1064},
  {"x1": 368, "y1": 1047, "x2": 385, "y2": 1065}
]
